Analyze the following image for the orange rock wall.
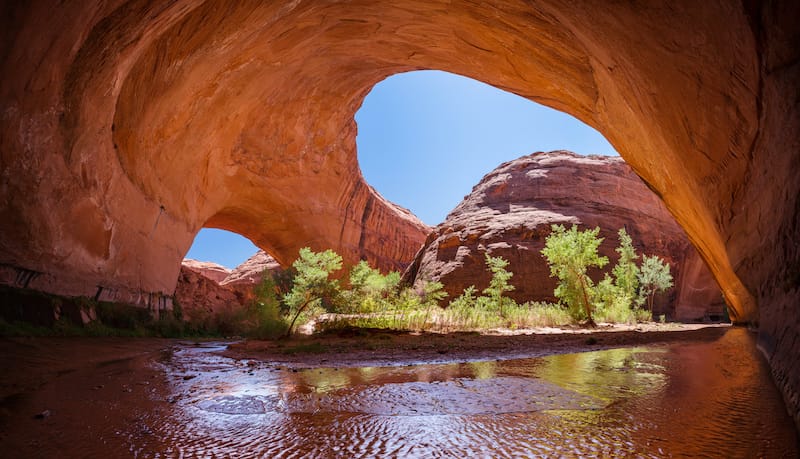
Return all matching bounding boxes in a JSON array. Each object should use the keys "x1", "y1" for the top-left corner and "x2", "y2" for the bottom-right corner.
[{"x1": 0, "y1": 1, "x2": 797, "y2": 426}]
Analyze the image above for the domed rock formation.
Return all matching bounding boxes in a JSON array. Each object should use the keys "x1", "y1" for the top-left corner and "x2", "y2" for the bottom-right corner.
[
  {"x1": 181, "y1": 259, "x2": 231, "y2": 284},
  {"x1": 220, "y1": 251, "x2": 283, "y2": 302},
  {"x1": 404, "y1": 151, "x2": 724, "y2": 320},
  {"x1": 176, "y1": 251, "x2": 283, "y2": 314},
  {"x1": 0, "y1": 1, "x2": 797, "y2": 426}
]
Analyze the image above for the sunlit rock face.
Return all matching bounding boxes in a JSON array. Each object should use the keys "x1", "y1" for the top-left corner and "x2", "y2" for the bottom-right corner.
[
  {"x1": 220, "y1": 251, "x2": 282, "y2": 303},
  {"x1": 0, "y1": 1, "x2": 797, "y2": 426},
  {"x1": 404, "y1": 151, "x2": 724, "y2": 320},
  {"x1": 181, "y1": 260, "x2": 231, "y2": 284},
  {"x1": 176, "y1": 251, "x2": 282, "y2": 314}
]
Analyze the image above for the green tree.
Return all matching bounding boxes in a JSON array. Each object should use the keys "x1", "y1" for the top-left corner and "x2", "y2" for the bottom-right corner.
[
  {"x1": 482, "y1": 253, "x2": 516, "y2": 316},
  {"x1": 249, "y1": 272, "x2": 288, "y2": 338},
  {"x1": 612, "y1": 228, "x2": 640, "y2": 303},
  {"x1": 450, "y1": 285, "x2": 478, "y2": 309},
  {"x1": 283, "y1": 247, "x2": 343, "y2": 336},
  {"x1": 541, "y1": 224, "x2": 608, "y2": 326},
  {"x1": 344, "y1": 260, "x2": 401, "y2": 313},
  {"x1": 637, "y1": 254, "x2": 674, "y2": 312}
]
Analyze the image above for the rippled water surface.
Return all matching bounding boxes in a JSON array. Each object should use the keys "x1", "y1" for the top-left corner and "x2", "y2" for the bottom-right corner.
[{"x1": 119, "y1": 327, "x2": 796, "y2": 458}]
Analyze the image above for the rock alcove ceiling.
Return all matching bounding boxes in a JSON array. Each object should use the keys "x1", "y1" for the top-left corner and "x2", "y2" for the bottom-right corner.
[{"x1": 0, "y1": 1, "x2": 797, "y2": 426}]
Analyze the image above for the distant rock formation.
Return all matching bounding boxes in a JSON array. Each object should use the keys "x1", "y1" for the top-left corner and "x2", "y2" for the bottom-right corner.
[
  {"x1": 404, "y1": 151, "x2": 724, "y2": 320},
  {"x1": 174, "y1": 265, "x2": 240, "y2": 323},
  {"x1": 220, "y1": 251, "x2": 283, "y2": 302},
  {"x1": 175, "y1": 251, "x2": 283, "y2": 318},
  {"x1": 181, "y1": 259, "x2": 231, "y2": 284}
]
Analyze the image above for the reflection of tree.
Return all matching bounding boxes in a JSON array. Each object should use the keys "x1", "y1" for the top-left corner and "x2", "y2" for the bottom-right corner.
[
  {"x1": 534, "y1": 347, "x2": 666, "y2": 402},
  {"x1": 468, "y1": 361, "x2": 497, "y2": 380}
]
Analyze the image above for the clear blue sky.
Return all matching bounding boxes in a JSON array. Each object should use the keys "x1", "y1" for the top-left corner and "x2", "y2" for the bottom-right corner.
[{"x1": 186, "y1": 70, "x2": 618, "y2": 268}]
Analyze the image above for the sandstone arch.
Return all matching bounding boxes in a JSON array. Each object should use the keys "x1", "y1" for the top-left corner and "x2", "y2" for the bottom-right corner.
[{"x1": 1, "y1": 1, "x2": 797, "y2": 425}]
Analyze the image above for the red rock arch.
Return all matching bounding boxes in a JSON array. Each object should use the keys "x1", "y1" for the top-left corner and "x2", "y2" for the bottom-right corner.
[{"x1": 1, "y1": 0, "x2": 797, "y2": 425}]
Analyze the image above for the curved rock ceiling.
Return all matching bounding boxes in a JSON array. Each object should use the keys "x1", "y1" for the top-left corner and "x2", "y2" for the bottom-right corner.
[{"x1": 0, "y1": 0, "x2": 798, "y2": 426}]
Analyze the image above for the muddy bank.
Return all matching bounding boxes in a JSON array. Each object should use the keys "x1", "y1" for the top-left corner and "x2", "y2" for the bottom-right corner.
[
  {"x1": 0, "y1": 337, "x2": 174, "y2": 458},
  {"x1": 225, "y1": 323, "x2": 732, "y2": 368}
]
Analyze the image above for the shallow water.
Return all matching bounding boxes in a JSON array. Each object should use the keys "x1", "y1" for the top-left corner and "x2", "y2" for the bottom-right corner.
[
  {"x1": 1, "y1": 328, "x2": 796, "y2": 458},
  {"x1": 127, "y1": 327, "x2": 796, "y2": 458}
]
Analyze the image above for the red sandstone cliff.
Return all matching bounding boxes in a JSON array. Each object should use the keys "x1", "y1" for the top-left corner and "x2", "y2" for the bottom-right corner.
[
  {"x1": 175, "y1": 251, "x2": 284, "y2": 318},
  {"x1": 220, "y1": 251, "x2": 283, "y2": 302},
  {"x1": 404, "y1": 151, "x2": 723, "y2": 320},
  {"x1": 174, "y1": 265, "x2": 240, "y2": 325},
  {"x1": 181, "y1": 259, "x2": 231, "y2": 284}
]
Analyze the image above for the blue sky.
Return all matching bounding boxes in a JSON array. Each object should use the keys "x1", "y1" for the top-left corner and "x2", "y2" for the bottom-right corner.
[{"x1": 186, "y1": 70, "x2": 618, "y2": 268}]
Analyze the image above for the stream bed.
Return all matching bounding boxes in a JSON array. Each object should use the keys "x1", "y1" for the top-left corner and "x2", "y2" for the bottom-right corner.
[
  {"x1": 149, "y1": 327, "x2": 796, "y2": 457},
  {"x1": 1, "y1": 327, "x2": 796, "y2": 457}
]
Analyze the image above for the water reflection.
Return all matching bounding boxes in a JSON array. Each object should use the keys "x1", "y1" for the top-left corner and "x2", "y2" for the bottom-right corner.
[{"x1": 140, "y1": 328, "x2": 796, "y2": 457}]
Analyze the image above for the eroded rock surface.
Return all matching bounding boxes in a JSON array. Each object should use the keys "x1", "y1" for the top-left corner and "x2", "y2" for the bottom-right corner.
[
  {"x1": 176, "y1": 252, "x2": 283, "y2": 315},
  {"x1": 181, "y1": 259, "x2": 231, "y2": 284},
  {"x1": 404, "y1": 152, "x2": 723, "y2": 320},
  {"x1": 0, "y1": 1, "x2": 797, "y2": 427},
  {"x1": 174, "y1": 266, "x2": 240, "y2": 324},
  {"x1": 220, "y1": 251, "x2": 283, "y2": 302}
]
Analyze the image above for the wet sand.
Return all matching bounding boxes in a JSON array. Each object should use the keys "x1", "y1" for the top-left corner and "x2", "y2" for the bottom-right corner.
[{"x1": 224, "y1": 323, "x2": 733, "y2": 368}]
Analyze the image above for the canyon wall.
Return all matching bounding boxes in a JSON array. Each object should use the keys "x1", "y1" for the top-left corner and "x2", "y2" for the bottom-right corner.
[
  {"x1": 0, "y1": 1, "x2": 796, "y2": 426},
  {"x1": 176, "y1": 252, "x2": 281, "y2": 321},
  {"x1": 404, "y1": 151, "x2": 723, "y2": 320}
]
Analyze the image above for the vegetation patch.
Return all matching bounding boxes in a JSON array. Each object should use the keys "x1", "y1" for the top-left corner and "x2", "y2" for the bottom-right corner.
[{"x1": 253, "y1": 225, "x2": 674, "y2": 338}]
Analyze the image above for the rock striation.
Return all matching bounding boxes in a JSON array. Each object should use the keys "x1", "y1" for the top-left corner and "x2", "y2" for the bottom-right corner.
[
  {"x1": 404, "y1": 151, "x2": 723, "y2": 319},
  {"x1": 220, "y1": 251, "x2": 283, "y2": 302},
  {"x1": 0, "y1": 1, "x2": 797, "y2": 428},
  {"x1": 221, "y1": 251, "x2": 281, "y2": 289},
  {"x1": 174, "y1": 265, "x2": 241, "y2": 324},
  {"x1": 176, "y1": 252, "x2": 283, "y2": 318},
  {"x1": 181, "y1": 259, "x2": 231, "y2": 284},
  {"x1": 175, "y1": 250, "x2": 281, "y2": 322}
]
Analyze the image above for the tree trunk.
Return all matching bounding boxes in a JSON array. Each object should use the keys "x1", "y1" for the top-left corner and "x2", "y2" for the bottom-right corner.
[
  {"x1": 578, "y1": 274, "x2": 596, "y2": 328},
  {"x1": 284, "y1": 293, "x2": 315, "y2": 338}
]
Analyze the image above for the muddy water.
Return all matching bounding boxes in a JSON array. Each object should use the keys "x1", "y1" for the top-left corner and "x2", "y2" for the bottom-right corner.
[
  {"x1": 2, "y1": 328, "x2": 797, "y2": 457},
  {"x1": 151, "y1": 328, "x2": 796, "y2": 457}
]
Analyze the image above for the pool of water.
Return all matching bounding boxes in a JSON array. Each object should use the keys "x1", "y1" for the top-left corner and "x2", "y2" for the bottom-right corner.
[{"x1": 124, "y1": 327, "x2": 796, "y2": 458}]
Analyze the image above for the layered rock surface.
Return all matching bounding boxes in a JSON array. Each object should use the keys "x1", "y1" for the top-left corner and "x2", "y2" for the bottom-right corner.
[
  {"x1": 181, "y1": 260, "x2": 231, "y2": 284},
  {"x1": 220, "y1": 251, "x2": 282, "y2": 302},
  {"x1": 404, "y1": 152, "x2": 723, "y2": 320},
  {"x1": 0, "y1": 1, "x2": 797, "y2": 427},
  {"x1": 174, "y1": 265, "x2": 241, "y2": 324},
  {"x1": 175, "y1": 252, "x2": 282, "y2": 319}
]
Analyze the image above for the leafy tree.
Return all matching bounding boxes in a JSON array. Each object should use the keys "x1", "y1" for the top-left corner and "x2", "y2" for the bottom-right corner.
[
  {"x1": 283, "y1": 247, "x2": 343, "y2": 336},
  {"x1": 341, "y1": 260, "x2": 401, "y2": 313},
  {"x1": 450, "y1": 285, "x2": 478, "y2": 310},
  {"x1": 637, "y1": 254, "x2": 674, "y2": 312},
  {"x1": 249, "y1": 272, "x2": 288, "y2": 338},
  {"x1": 482, "y1": 253, "x2": 516, "y2": 316},
  {"x1": 541, "y1": 224, "x2": 608, "y2": 326},
  {"x1": 612, "y1": 228, "x2": 640, "y2": 302},
  {"x1": 420, "y1": 280, "x2": 448, "y2": 306}
]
